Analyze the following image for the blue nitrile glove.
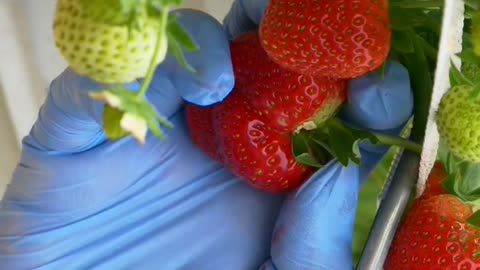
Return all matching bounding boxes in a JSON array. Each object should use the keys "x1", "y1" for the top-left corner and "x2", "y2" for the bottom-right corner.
[{"x1": 0, "y1": 5, "x2": 413, "y2": 270}]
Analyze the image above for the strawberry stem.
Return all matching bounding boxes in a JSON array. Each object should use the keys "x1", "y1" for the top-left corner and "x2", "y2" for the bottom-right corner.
[
  {"x1": 370, "y1": 131, "x2": 422, "y2": 154},
  {"x1": 136, "y1": 6, "x2": 170, "y2": 100},
  {"x1": 325, "y1": 117, "x2": 422, "y2": 154}
]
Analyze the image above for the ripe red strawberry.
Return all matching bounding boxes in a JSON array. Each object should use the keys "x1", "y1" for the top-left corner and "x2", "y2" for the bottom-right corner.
[
  {"x1": 384, "y1": 194, "x2": 480, "y2": 269},
  {"x1": 259, "y1": 0, "x2": 391, "y2": 79},
  {"x1": 185, "y1": 105, "x2": 222, "y2": 163},
  {"x1": 418, "y1": 161, "x2": 448, "y2": 201},
  {"x1": 185, "y1": 32, "x2": 347, "y2": 193}
]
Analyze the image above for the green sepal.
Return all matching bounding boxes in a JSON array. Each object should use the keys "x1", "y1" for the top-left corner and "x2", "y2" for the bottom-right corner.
[
  {"x1": 468, "y1": 82, "x2": 480, "y2": 101},
  {"x1": 167, "y1": 19, "x2": 199, "y2": 52},
  {"x1": 467, "y1": 210, "x2": 480, "y2": 229},
  {"x1": 441, "y1": 173, "x2": 458, "y2": 198},
  {"x1": 103, "y1": 105, "x2": 130, "y2": 140},
  {"x1": 457, "y1": 48, "x2": 480, "y2": 66},
  {"x1": 437, "y1": 139, "x2": 462, "y2": 174},
  {"x1": 308, "y1": 118, "x2": 379, "y2": 166},
  {"x1": 166, "y1": 15, "x2": 198, "y2": 72},
  {"x1": 440, "y1": 160, "x2": 480, "y2": 202},
  {"x1": 292, "y1": 132, "x2": 327, "y2": 168},
  {"x1": 450, "y1": 61, "x2": 474, "y2": 87},
  {"x1": 167, "y1": 36, "x2": 196, "y2": 72}
]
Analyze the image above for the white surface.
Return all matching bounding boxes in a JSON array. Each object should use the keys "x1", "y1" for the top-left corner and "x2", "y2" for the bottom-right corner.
[
  {"x1": 0, "y1": 0, "x2": 234, "y2": 198},
  {"x1": 416, "y1": 0, "x2": 465, "y2": 197}
]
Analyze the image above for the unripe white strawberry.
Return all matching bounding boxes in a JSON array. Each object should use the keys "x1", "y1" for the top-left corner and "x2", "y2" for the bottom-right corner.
[
  {"x1": 53, "y1": 0, "x2": 168, "y2": 84},
  {"x1": 436, "y1": 85, "x2": 480, "y2": 163}
]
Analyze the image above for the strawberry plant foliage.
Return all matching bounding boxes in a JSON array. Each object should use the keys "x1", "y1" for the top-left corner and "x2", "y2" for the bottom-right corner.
[
  {"x1": 388, "y1": 0, "x2": 443, "y2": 142},
  {"x1": 53, "y1": 0, "x2": 198, "y2": 144}
]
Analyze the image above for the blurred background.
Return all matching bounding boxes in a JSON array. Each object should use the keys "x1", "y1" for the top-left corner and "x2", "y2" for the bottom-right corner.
[{"x1": 0, "y1": 0, "x2": 235, "y2": 198}]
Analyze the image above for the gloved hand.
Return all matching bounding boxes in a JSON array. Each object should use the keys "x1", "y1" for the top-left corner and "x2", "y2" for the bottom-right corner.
[{"x1": 0, "y1": 3, "x2": 413, "y2": 270}]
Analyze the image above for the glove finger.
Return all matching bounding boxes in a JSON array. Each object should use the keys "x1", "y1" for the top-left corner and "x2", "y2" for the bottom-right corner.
[
  {"x1": 270, "y1": 161, "x2": 360, "y2": 270},
  {"x1": 340, "y1": 60, "x2": 414, "y2": 131},
  {"x1": 223, "y1": 0, "x2": 269, "y2": 39},
  {"x1": 148, "y1": 9, "x2": 234, "y2": 107},
  {"x1": 338, "y1": 60, "x2": 414, "y2": 174}
]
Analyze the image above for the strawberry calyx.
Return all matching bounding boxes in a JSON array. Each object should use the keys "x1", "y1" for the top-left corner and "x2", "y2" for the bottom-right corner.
[
  {"x1": 436, "y1": 149, "x2": 480, "y2": 229},
  {"x1": 441, "y1": 161, "x2": 480, "y2": 203},
  {"x1": 89, "y1": 86, "x2": 173, "y2": 144},
  {"x1": 292, "y1": 116, "x2": 422, "y2": 170},
  {"x1": 467, "y1": 211, "x2": 480, "y2": 230}
]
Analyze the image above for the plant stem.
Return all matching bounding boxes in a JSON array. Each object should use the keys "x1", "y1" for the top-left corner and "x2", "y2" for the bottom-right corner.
[
  {"x1": 136, "y1": 6, "x2": 170, "y2": 100},
  {"x1": 327, "y1": 117, "x2": 423, "y2": 154},
  {"x1": 372, "y1": 132, "x2": 422, "y2": 154}
]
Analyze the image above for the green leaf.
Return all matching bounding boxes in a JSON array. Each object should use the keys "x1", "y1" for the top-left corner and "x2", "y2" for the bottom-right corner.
[
  {"x1": 465, "y1": 0, "x2": 480, "y2": 11},
  {"x1": 167, "y1": 35, "x2": 196, "y2": 72},
  {"x1": 450, "y1": 61, "x2": 474, "y2": 86},
  {"x1": 439, "y1": 160, "x2": 480, "y2": 202},
  {"x1": 292, "y1": 132, "x2": 326, "y2": 168},
  {"x1": 467, "y1": 210, "x2": 480, "y2": 229},
  {"x1": 352, "y1": 148, "x2": 397, "y2": 267},
  {"x1": 457, "y1": 49, "x2": 480, "y2": 65},
  {"x1": 391, "y1": 30, "x2": 415, "y2": 53},
  {"x1": 418, "y1": 35, "x2": 439, "y2": 61},
  {"x1": 441, "y1": 173, "x2": 458, "y2": 197},
  {"x1": 310, "y1": 118, "x2": 379, "y2": 166},
  {"x1": 167, "y1": 19, "x2": 199, "y2": 52},
  {"x1": 457, "y1": 162, "x2": 480, "y2": 200},
  {"x1": 399, "y1": 34, "x2": 434, "y2": 142},
  {"x1": 469, "y1": 82, "x2": 480, "y2": 100},
  {"x1": 437, "y1": 139, "x2": 461, "y2": 174},
  {"x1": 103, "y1": 105, "x2": 129, "y2": 140},
  {"x1": 389, "y1": 8, "x2": 430, "y2": 30}
]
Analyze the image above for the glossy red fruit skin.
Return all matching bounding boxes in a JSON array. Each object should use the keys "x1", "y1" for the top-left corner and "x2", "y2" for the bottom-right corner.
[
  {"x1": 418, "y1": 162, "x2": 448, "y2": 201},
  {"x1": 185, "y1": 32, "x2": 347, "y2": 193},
  {"x1": 384, "y1": 195, "x2": 480, "y2": 270},
  {"x1": 259, "y1": 0, "x2": 391, "y2": 79},
  {"x1": 185, "y1": 105, "x2": 222, "y2": 163}
]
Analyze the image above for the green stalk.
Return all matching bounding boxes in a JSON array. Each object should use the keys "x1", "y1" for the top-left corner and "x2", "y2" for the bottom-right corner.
[
  {"x1": 372, "y1": 132, "x2": 422, "y2": 154},
  {"x1": 136, "y1": 6, "x2": 170, "y2": 100},
  {"x1": 326, "y1": 117, "x2": 423, "y2": 155}
]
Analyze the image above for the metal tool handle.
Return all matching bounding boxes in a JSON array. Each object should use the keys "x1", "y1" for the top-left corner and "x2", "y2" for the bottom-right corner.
[{"x1": 356, "y1": 151, "x2": 419, "y2": 270}]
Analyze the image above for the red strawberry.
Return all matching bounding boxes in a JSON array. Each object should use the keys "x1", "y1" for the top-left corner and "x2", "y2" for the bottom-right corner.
[
  {"x1": 185, "y1": 105, "x2": 222, "y2": 163},
  {"x1": 384, "y1": 194, "x2": 480, "y2": 269},
  {"x1": 185, "y1": 32, "x2": 347, "y2": 193},
  {"x1": 259, "y1": 0, "x2": 391, "y2": 79},
  {"x1": 418, "y1": 161, "x2": 449, "y2": 201}
]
